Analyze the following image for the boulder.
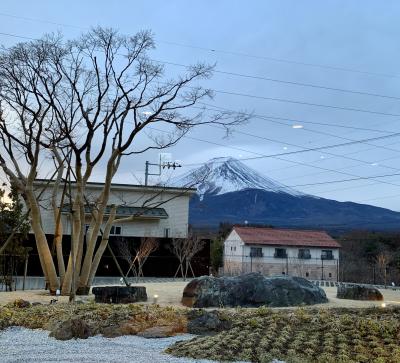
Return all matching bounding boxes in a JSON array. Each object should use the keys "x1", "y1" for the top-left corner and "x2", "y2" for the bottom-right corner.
[
  {"x1": 187, "y1": 310, "x2": 232, "y2": 335},
  {"x1": 92, "y1": 286, "x2": 147, "y2": 304},
  {"x1": 182, "y1": 273, "x2": 327, "y2": 308},
  {"x1": 49, "y1": 318, "x2": 92, "y2": 340},
  {"x1": 12, "y1": 299, "x2": 31, "y2": 308},
  {"x1": 337, "y1": 285, "x2": 383, "y2": 301}
]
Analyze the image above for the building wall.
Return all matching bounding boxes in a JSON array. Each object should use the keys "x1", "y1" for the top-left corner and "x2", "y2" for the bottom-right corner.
[
  {"x1": 32, "y1": 182, "x2": 193, "y2": 238},
  {"x1": 223, "y1": 232, "x2": 339, "y2": 281}
]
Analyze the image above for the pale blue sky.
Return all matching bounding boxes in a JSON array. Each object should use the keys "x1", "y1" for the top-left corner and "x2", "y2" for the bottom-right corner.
[{"x1": 2, "y1": 1, "x2": 400, "y2": 210}]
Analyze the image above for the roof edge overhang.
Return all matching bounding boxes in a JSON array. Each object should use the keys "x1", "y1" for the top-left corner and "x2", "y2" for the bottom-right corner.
[{"x1": 33, "y1": 178, "x2": 196, "y2": 194}]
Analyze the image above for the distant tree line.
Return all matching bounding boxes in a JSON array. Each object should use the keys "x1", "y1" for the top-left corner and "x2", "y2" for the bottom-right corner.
[{"x1": 339, "y1": 231, "x2": 400, "y2": 286}]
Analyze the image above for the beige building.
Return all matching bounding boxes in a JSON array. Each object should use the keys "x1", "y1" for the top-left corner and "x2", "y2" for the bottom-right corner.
[
  {"x1": 33, "y1": 179, "x2": 196, "y2": 239},
  {"x1": 224, "y1": 226, "x2": 340, "y2": 281}
]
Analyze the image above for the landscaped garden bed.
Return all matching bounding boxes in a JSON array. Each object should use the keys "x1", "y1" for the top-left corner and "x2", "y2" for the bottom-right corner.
[
  {"x1": 167, "y1": 307, "x2": 400, "y2": 363},
  {"x1": 1, "y1": 300, "x2": 400, "y2": 362}
]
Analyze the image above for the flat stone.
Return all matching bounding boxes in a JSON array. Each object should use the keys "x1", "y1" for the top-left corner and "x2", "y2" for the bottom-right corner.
[
  {"x1": 337, "y1": 285, "x2": 383, "y2": 301},
  {"x1": 92, "y1": 286, "x2": 147, "y2": 304},
  {"x1": 182, "y1": 273, "x2": 328, "y2": 308},
  {"x1": 137, "y1": 325, "x2": 181, "y2": 338}
]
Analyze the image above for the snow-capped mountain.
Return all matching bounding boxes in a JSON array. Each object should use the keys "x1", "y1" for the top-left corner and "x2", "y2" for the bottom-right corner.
[
  {"x1": 173, "y1": 157, "x2": 303, "y2": 198},
  {"x1": 173, "y1": 157, "x2": 400, "y2": 231}
]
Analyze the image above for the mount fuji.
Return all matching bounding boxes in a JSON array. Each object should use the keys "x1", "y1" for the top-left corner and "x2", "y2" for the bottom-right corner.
[
  {"x1": 173, "y1": 157, "x2": 400, "y2": 231},
  {"x1": 173, "y1": 157, "x2": 304, "y2": 199}
]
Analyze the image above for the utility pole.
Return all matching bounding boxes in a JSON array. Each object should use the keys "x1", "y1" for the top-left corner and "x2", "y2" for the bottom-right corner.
[
  {"x1": 144, "y1": 156, "x2": 182, "y2": 186},
  {"x1": 321, "y1": 257, "x2": 324, "y2": 280}
]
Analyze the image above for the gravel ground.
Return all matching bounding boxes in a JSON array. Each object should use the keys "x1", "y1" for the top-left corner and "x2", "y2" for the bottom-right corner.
[{"x1": 0, "y1": 327, "x2": 251, "y2": 363}]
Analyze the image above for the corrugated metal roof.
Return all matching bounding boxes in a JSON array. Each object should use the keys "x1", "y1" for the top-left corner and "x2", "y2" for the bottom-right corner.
[{"x1": 233, "y1": 226, "x2": 341, "y2": 248}]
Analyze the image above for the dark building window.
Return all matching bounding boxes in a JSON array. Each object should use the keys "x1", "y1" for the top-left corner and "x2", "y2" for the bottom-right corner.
[
  {"x1": 305, "y1": 272, "x2": 309, "y2": 277},
  {"x1": 250, "y1": 247, "x2": 263, "y2": 258},
  {"x1": 321, "y1": 250, "x2": 333, "y2": 260},
  {"x1": 329, "y1": 273, "x2": 332, "y2": 278},
  {"x1": 164, "y1": 228, "x2": 170, "y2": 238},
  {"x1": 274, "y1": 248, "x2": 287, "y2": 258},
  {"x1": 298, "y1": 249, "x2": 311, "y2": 259},
  {"x1": 110, "y1": 226, "x2": 121, "y2": 235},
  {"x1": 282, "y1": 271, "x2": 286, "y2": 275}
]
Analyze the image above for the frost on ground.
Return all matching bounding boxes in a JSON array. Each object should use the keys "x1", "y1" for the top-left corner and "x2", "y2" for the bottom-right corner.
[{"x1": 0, "y1": 327, "x2": 255, "y2": 363}]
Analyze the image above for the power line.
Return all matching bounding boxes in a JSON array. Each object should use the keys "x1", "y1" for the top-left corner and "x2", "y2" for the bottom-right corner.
[
  {"x1": 2, "y1": 31, "x2": 400, "y2": 119},
  {"x1": 0, "y1": 11, "x2": 397, "y2": 80},
  {"x1": 199, "y1": 103, "x2": 400, "y2": 159},
  {"x1": 200, "y1": 102, "x2": 395, "y2": 134},
  {"x1": 158, "y1": 59, "x2": 400, "y2": 101},
  {"x1": 279, "y1": 146, "x2": 400, "y2": 184},
  {"x1": 0, "y1": 12, "x2": 85, "y2": 30},
  {"x1": 212, "y1": 88, "x2": 400, "y2": 118},
  {"x1": 182, "y1": 126, "x2": 400, "y2": 167},
  {"x1": 288, "y1": 171, "x2": 400, "y2": 188},
  {"x1": 146, "y1": 125, "x2": 400, "y2": 189},
  {"x1": 160, "y1": 40, "x2": 400, "y2": 80},
  {"x1": 4, "y1": 29, "x2": 399, "y2": 145}
]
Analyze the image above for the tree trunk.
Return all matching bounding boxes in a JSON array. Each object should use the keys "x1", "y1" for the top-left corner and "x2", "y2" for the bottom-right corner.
[
  {"x1": 86, "y1": 207, "x2": 116, "y2": 288},
  {"x1": 53, "y1": 208, "x2": 65, "y2": 286},
  {"x1": 26, "y1": 191, "x2": 59, "y2": 293},
  {"x1": 80, "y1": 153, "x2": 118, "y2": 287}
]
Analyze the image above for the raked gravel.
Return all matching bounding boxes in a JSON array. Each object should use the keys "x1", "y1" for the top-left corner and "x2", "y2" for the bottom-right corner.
[{"x1": 0, "y1": 327, "x2": 252, "y2": 363}]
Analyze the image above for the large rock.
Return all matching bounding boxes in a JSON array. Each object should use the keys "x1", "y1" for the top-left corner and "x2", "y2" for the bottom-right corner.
[
  {"x1": 92, "y1": 286, "x2": 147, "y2": 303},
  {"x1": 49, "y1": 318, "x2": 92, "y2": 340},
  {"x1": 337, "y1": 285, "x2": 383, "y2": 301},
  {"x1": 182, "y1": 273, "x2": 327, "y2": 308},
  {"x1": 187, "y1": 310, "x2": 232, "y2": 335}
]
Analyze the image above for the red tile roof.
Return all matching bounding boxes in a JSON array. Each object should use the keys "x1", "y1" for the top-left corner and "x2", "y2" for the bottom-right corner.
[{"x1": 233, "y1": 227, "x2": 341, "y2": 248}]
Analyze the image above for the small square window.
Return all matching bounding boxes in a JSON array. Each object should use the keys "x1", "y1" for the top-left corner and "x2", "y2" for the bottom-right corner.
[
  {"x1": 274, "y1": 248, "x2": 287, "y2": 258},
  {"x1": 282, "y1": 271, "x2": 286, "y2": 275},
  {"x1": 298, "y1": 249, "x2": 311, "y2": 259},
  {"x1": 305, "y1": 272, "x2": 309, "y2": 277},
  {"x1": 250, "y1": 247, "x2": 263, "y2": 258},
  {"x1": 328, "y1": 272, "x2": 332, "y2": 278},
  {"x1": 321, "y1": 250, "x2": 333, "y2": 260}
]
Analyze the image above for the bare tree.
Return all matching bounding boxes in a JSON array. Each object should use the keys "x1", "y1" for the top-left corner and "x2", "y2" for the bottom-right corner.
[
  {"x1": 183, "y1": 235, "x2": 205, "y2": 279},
  {"x1": 376, "y1": 251, "x2": 392, "y2": 287},
  {"x1": 169, "y1": 238, "x2": 186, "y2": 279},
  {"x1": 125, "y1": 237, "x2": 158, "y2": 281},
  {"x1": 169, "y1": 235, "x2": 205, "y2": 280},
  {"x1": 0, "y1": 27, "x2": 248, "y2": 295},
  {"x1": 114, "y1": 238, "x2": 133, "y2": 266}
]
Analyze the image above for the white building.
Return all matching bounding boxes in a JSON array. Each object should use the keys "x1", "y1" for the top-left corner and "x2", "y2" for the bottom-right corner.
[
  {"x1": 224, "y1": 226, "x2": 340, "y2": 281},
  {"x1": 33, "y1": 179, "x2": 196, "y2": 239}
]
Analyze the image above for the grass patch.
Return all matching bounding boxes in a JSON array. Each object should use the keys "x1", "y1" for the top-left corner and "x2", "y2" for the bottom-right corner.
[
  {"x1": 0, "y1": 301, "x2": 187, "y2": 337},
  {"x1": 167, "y1": 306, "x2": 400, "y2": 363}
]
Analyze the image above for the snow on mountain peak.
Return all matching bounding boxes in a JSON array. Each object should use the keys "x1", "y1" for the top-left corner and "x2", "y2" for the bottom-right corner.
[{"x1": 172, "y1": 157, "x2": 304, "y2": 198}]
